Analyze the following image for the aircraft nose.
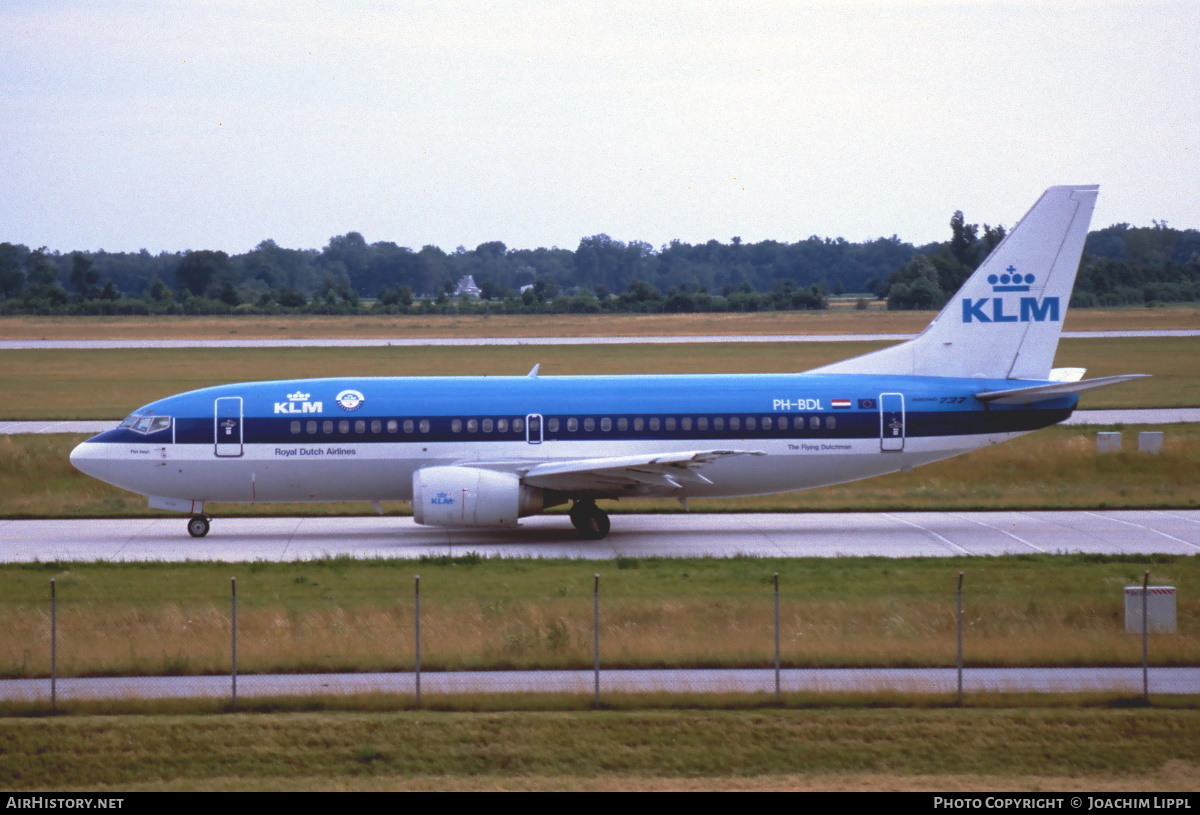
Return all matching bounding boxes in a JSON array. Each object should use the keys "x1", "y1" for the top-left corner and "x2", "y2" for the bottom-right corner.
[{"x1": 69, "y1": 439, "x2": 109, "y2": 481}]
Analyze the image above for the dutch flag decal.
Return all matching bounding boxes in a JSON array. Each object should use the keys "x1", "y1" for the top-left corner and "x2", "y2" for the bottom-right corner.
[{"x1": 831, "y1": 399, "x2": 852, "y2": 409}]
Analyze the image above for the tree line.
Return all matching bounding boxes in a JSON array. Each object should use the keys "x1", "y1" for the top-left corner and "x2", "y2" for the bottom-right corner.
[
  {"x1": 1, "y1": 215, "x2": 1197, "y2": 316},
  {"x1": 882, "y1": 217, "x2": 1200, "y2": 310}
]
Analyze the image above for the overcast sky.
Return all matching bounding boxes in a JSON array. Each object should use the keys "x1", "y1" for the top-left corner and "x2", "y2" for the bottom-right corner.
[{"x1": 3, "y1": 1, "x2": 1197, "y2": 255}]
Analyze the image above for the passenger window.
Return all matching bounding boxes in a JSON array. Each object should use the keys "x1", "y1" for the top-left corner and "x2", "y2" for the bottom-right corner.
[
  {"x1": 601, "y1": 418, "x2": 612, "y2": 431},
  {"x1": 338, "y1": 420, "x2": 349, "y2": 434},
  {"x1": 387, "y1": 420, "x2": 398, "y2": 433},
  {"x1": 634, "y1": 418, "x2": 644, "y2": 431},
  {"x1": 484, "y1": 418, "x2": 495, "y2": 432},
  {"x1": 827, "y1": 416, "x2": 836, "y2": 430},
  {"x1": 322, "y1": 420, "x2": 333, "y2": 434},
  {"x1": 762, "y1": 417, "x2": 772, "y2": 431},
  {"x1": 402, "y1": 419, "x2": 413, "y2": 433},
  {"x1": 584, "y1": 418, "x2": 595, "y2": 432},
  {"x1": 419, "y1": 420, "x2": 430, "y2": 433},
  {"x1": 306, "y1": 420, "x2": 317, "y2": 434},
  {"x1": 778, "y1": 416, "x2": 788, "y2": 430},
  {"x1": 682, "y1": 417, "x2": 692, "y2": 431},
  {"x1": 498, "y1": 418, "x2": 508, "y2": 432},
  {"x1": 371, "y1": 420, "x2": 382, "y2": 433},
  {"x1": 513, "y1": 418, "x2": 524, "y2": 433},
  {"x1": 697, "y1": 417, "x2": 708, "y2": 431},
  {"x1": 452, "y1": 419, "x2": 463, "y2": 433},
  {"x1": 714, "y1": 417, "x2": 725, "y2": 431},
  {"x1": 546, "y1": 418, "x2": 558, "y2": 432},
  {"x1": 729, "y1": 417, "x2": 740, "y2": 431},
  {"x1": 665, "y1": 417, "x2": 676, "y2": 431},
  {"x1": 291, "y1": 421, "x2": 301, "y2": 435},
  {"x1": 617, "y1": 418, "x2": 628, "y2": 431},
  {"x1": 355, "y1": 420, "x2": 366, "y2": 434},
  {"x1": 810, "y1": 416, "x2": 820, "y2": 430},
  {"x1": 649, "y1": 418, "x2": 660, "y2": 431},
  {"x1": 467, "y1": 419, "x2": 478, "y2": 433},
  {"x1": 746, "y1": 417, "x2": 756, "y2": 430}
]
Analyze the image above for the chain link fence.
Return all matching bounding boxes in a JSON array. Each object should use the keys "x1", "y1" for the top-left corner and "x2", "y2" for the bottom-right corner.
[{"x1": 1, "y1": 567, "x2": 1195, "y2": 712}]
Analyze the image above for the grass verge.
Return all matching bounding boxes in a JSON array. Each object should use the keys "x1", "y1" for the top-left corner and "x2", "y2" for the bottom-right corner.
[{"x1": 1, "y1": 706, "x2": 1198, "y2": 790}]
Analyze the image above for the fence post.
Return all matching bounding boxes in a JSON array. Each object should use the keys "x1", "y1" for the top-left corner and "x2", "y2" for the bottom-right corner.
[
  {"x1": 773, "y1": 572, "x2": 781, "y2": 703},
  {"x1": 231, "y1": 577, "x2": 237, "y2": 711},
  {"x1": 1142, "y1": 570, "x2": 1150, "y2": 702},
  {"x1": 50, "y1": 578, "x2": 57, "y2": 713},
  {"x1": 593, "y1": 573, "x2": 600, "y2": 707},
  {"x1": 956, "y1": 571, "x2": 964, "y2": 706},
  {"x1": 414, "y1": 574, "x2": 421, "y2": 708}
]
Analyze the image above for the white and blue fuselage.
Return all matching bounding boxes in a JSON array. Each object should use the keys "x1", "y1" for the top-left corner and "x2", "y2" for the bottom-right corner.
[{"x1": 71, "y1": 372, "x2": 1075, "y2": 505}]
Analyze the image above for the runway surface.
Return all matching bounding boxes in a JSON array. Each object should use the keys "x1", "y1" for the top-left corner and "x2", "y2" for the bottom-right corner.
[
  {"x1": 3, "y1": 510, "x2": 1199, "y2": 562},
  {"x1": 1, "y1": 409, "x2": 1196, "y2": 435},
  {"x1": 2, "y1": 329, "x2": 1196, "y2": 350},
  {"x1": 3, "y1": 667, "x2": 1196, "y2": 702}
]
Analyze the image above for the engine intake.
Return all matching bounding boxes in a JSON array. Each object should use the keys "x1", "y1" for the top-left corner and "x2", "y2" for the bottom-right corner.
[{"x1": 412, "y1": 466, "x2": 544, "y2": 528}]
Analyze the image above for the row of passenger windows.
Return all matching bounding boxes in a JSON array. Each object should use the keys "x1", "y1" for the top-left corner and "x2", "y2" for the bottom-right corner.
[
  {"x1": 287, "y1": 415, "x2": 836, "y2": 436},
  {"x1": 289, "y1": 418, "x2": 434, "y2": 435}
]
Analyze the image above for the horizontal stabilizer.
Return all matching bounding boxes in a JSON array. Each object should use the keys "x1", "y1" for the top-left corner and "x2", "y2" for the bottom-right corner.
[{"x1": 974, "y1": 374, "x2": 1149, "y2": 405}]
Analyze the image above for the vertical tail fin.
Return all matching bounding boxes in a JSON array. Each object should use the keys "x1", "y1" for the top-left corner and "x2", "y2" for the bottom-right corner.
[{"x1": 810, "y1": 185, "x2": 1098, "y2": 379}]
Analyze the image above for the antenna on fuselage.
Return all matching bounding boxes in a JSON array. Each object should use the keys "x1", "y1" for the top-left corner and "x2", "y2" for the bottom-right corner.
[{"x1": 528, "y1": 364, "x2": 540, "y2": 378}]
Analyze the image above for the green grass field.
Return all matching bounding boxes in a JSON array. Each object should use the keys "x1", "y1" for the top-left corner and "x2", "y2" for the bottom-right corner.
[{"x1": 2, "y1": 708, "x2": 1199, "y2": 791}]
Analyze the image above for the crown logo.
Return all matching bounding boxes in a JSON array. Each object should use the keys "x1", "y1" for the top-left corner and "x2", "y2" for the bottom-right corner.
[
  {"x1": 988, "y1": 266, "x2": 1034, "y2": 293},
  {"x1": 287, "y1": 391, "x2": 311, "y2": 401}
]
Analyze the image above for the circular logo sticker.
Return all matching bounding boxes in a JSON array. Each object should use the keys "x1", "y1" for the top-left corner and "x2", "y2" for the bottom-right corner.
[{"x1": 335, "y1": 389, "x2": 365, "y2": 411}]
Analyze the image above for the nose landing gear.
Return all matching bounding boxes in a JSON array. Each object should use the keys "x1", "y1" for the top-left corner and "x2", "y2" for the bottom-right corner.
[
  {"x1": 187, "y1": 515, "x2": 211, "y2": 538},
  {"x1": 569, "y1": 500, "x2": 610, "y2": 540}
]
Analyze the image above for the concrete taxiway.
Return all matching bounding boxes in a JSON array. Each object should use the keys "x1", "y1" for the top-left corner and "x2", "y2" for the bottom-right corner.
[
  {"x1": 4, "y1": 667, "x2": 1197, "y2": 702},
  {"x1": 2, "y1": 510, "x2": 1198, "y2": 562}
]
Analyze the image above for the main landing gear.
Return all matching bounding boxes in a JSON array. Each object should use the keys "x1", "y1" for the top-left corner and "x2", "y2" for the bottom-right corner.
[
  {"x1": 187, "y1": 515, "x2": 211, "y2": 538},
  {"x1": 569, "y1": 500, "x2": 610, "y2": 541}
]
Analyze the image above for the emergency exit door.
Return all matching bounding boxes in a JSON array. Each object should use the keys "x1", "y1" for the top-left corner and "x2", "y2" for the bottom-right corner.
[
  {"x1": 214, "y1": 397, "x2": 244, "y2": 457},
  {"x1": 879, "y1": 392, "x2": 905, "y2": 452}
]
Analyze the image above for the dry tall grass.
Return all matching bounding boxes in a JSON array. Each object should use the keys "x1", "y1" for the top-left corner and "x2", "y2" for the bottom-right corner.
[
  {"x1": 2, "y1": 305, "x2": 1199, "y2": 340},
  {"x1": 5, "y1": 588, "x2": 1195, "y2": 678}
]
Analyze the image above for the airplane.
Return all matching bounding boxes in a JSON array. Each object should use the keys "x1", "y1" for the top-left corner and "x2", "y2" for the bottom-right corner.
[{"x1": 70, "y1": 185, "x2": 1145, "y2": 540}]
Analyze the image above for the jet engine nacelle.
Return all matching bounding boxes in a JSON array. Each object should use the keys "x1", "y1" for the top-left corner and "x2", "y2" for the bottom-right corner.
[{"x1": 412, "y1": 466, "x2": 544, "y2": 528}]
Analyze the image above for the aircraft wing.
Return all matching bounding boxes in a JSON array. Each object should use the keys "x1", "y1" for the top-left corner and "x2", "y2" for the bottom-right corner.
[
  {"x1": 973, "y1": 374, "x2": 1149, "y2": 405},
  {"x1": 497, "y1": 449, "x2": 766, "y2": 493}
]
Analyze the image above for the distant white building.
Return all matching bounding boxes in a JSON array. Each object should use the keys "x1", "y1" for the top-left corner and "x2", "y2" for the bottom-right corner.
[{"x1": 454, "y1": 275, "x2": 482, "y2": 298}]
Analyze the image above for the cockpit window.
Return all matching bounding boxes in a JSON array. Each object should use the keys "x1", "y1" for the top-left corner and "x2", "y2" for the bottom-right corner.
[{"x1": 120, "y1": 413, "x2": 172, "y2": 434}]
